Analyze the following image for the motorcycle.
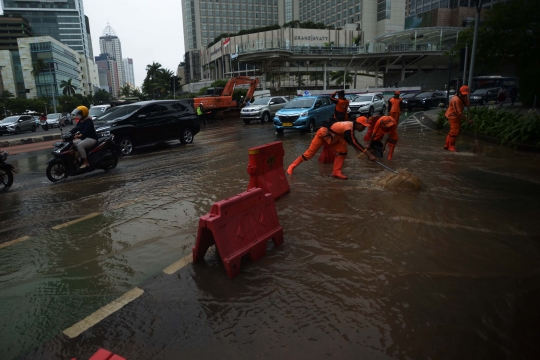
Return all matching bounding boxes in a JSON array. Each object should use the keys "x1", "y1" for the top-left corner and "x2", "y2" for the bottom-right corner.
[
  {"x1": 46, "y1": 130, "x2": 119, "y2": 183},
  {"x1": 40, "y1": 118, "x2": 49, "y2": 131},
  {"x1": 0, "y1": 151, "x2": 15, "y2": 192}
]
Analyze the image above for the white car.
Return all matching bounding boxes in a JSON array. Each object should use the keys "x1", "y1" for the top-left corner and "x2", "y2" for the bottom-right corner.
[
  {"x1": 45, "y1": 113, "x2": 65, "y2": 128},
  {"x1": 348, "y1": 92, "x2": 386, "y2": 117},
  {"x1": 89, "y1": 105, "x2": 111, "y2": 120}
]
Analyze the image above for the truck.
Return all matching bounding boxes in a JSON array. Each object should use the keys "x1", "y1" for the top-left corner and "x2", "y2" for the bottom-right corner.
[{"x1": 194, "y1": 76, "x2": 259, "y2": 119}]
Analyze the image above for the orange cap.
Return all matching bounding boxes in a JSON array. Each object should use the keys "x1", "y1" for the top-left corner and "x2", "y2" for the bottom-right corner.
[
  {"x1": 394, "y1": 91, "x2": 401, "y2": 95},
  {"x1": 355, "y1": 116, "x2": 370, "y2": 127},
  {"x1": 460, "y1": 85, "x2": 470, "y2": 95}
]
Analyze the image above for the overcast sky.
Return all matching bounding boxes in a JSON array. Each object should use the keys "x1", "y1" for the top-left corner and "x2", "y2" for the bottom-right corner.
[{"x1": 85, "y1": 0, "x2": 185, "y2": 88}]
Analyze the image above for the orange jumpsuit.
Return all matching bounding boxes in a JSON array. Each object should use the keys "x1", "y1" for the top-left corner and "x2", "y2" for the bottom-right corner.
[
  {"x1": 287, "y1": 121, "x2": 368, "y2": 179},
  {"x1": 371, "y1": 116, "x2": 398, "y2": 160},
  {"x1": 444, "y1": 95, "x2": 468, "y2": 151},
  {"x1": 330, "y1": 95, "x2": 349, "y2": 121},
  {"x1": 388, "y1": 97, "x2": 403, "y2": 123}
]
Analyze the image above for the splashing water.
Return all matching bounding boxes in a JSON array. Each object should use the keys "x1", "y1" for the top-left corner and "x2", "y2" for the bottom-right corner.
[{"x1": 375, "y1": 169, "x2": 422, "y2": 192}]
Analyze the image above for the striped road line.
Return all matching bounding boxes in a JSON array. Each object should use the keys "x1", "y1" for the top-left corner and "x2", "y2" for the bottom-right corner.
[
  {"x1": 0, "y1": 236, "x2": 30, "y2": 250},
  {"x1": 52, "y1": 212, "x2": 101, "y2": 230}
]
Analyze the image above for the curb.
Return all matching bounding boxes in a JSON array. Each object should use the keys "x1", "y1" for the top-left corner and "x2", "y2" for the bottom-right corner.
[{"x1": 0, "y1": 134, "x2": 62, "y2": 148}]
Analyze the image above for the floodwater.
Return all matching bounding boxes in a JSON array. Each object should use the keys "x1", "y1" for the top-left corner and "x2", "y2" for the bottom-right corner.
[{"x1": 1, "y1": 114, "x2": 539, "y2": 359}]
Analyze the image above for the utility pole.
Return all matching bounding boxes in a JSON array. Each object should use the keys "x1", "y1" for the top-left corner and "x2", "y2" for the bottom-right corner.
[
  {"x1": 48, "y1": 63, "x2": 57, "y2": 114},
  {"x1": 468, "y1": 0, "x2": 483, "y2": 91}
]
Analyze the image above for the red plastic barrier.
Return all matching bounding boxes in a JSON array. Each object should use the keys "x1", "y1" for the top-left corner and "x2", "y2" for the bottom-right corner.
[
  {"x1": 87, "y1": 348, "x2": 126, "y2": 360},
  {"x1": 318, "y1": 142, "x2": 336, "y2": 163},
  {"x1": 192, "y1": 187, "x2": 283, "y2": 278},
  {"x1": 246, "y1": 141, "x2": 289, "y2": 200},
  {"x1": 363, "y1": 115, "x2": 381, "y2": 141}
]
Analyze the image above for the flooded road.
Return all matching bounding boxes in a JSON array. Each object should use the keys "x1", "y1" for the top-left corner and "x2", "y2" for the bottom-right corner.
[{"x1": 1, "y1": 116, "x2": 539, "y2": 359}]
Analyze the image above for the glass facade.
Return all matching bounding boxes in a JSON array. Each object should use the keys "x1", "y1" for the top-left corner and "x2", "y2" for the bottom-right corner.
[
  {"x1": 30, "y1": 41, "x2": 82, "y2": 98},
  {"x1": 1, "y1": 0, "x2": 92, "y2": 58},
  {"x1": 377, "y1": 0, "x2": 391, "y2": 21},
  {"x1": 298, "y1": 0, "x2": 362, "y2": 28},
  {"x1": 408, "y1": 0, "x2": 507, "y2": 16}
]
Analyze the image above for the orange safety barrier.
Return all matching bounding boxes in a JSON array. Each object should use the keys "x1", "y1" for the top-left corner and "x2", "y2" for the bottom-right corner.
[
  {"x1": 192, "y1": 187, "x2": 283, "y2": 278},
  {"x1": 246, "y1": 141, "x2": 290, "y2": 200},
  {"x1": 363, "y1": 115, "x2": 381, "y2": 141},
  {"x1": 318, "y1": 142, "x2": 336, "y2": 164}
]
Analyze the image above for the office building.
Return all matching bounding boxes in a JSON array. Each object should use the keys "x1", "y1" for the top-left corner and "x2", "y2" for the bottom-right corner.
[
  {"x1": 95, "y1": 53, "x2": 120, "y2": 96},
  {"x1": 1, "y1": 0, "x2": 93, "y2": 59},
  {"x1": 122, "y1": 58, "x2": 135, "y2": 87},
  {"x1": 0, "y1": 15, "x2": 33, "y2": 51},
  {"x1": 99, "y1": 24, "x2": 124, "y2": 87}
]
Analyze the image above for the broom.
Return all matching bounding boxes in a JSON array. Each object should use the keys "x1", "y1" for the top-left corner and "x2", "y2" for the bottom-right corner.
[{"x1": 471, "y1": 126, "x2": 483, "y2": 154}]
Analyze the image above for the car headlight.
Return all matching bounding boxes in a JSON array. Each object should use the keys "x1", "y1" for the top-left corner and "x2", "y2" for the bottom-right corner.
[
  {"x1": 300, "y1": 111, "x2": 308, "y2": 117},
  {"x1": 402, "y1": 100, "x2": 408, "y2": 103},
  {"x1": 100, "y1": 131, "x2": 111, "y2": 137}
]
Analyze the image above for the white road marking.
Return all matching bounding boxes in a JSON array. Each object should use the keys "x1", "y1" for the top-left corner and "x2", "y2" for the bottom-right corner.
[
  {"x1": 0, "y1": 236, "x2": 30, "y2": 250},
  {"x1": 52, "y1": 212, "x2": 101, "y2": 230},
  {"x1": 63, "y1": 287, "x2": 144, "y2": 339},
  {"x1": 163, "y1": 254, "x2": 192, "y2": 275}
]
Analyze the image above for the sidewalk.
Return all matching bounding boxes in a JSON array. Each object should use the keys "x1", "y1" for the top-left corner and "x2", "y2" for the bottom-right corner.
[{"x1": 0, "y1": 132, "x2": 62, "y2": 148}]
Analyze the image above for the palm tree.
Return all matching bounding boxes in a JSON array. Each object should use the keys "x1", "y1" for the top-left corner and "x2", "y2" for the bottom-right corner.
[
  {"x1": 309, "y1": 72, "x2": 324, "y2": 87},
  {"x1": 330, "y1": 71, "x2": 353, "y2": 87},
  {"x1": 60, "y1": 79, "x2": 76, "y2": 96},
  {"x1": 31, "y1": 58, "x2": 47, "y2": 78},
  {"x1": 120, "y1": 85, "x2": 131, "y2": 97}
]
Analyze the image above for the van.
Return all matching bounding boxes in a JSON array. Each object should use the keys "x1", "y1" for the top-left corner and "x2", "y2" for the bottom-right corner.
[{"x1": 89, "y1": 105, "x2": 111, "y2": 120}]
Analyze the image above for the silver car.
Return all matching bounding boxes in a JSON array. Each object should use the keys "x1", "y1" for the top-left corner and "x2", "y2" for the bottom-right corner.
[
  {"x1": 241, "y1": 96, "x2": 289, "y2": 124},
  {"x1": 348, "y1": 92, "x2": 386, "y2": 117},
  {"x1": 45, "y1": 113, "x2": 65, "y2": 128},
  {"x1": 0, "y1": 115, "x2": 37, "y2": 135}
]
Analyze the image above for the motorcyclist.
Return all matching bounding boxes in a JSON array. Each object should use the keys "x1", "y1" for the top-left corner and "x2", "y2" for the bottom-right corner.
[
  {"x1": 39, "y1": 113, "x2": 48, "y2": 131},
  {"x1": 70, "y1": 106, "x2": 97, "y2": 169}
]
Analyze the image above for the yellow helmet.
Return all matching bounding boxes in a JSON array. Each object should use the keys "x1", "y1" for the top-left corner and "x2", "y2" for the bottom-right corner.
[{"x1": 71, "y1": 105, "x2": 89, "y2": 118}]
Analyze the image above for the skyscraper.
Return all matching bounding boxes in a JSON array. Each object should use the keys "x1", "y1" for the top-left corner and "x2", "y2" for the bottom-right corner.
[
  {"x1": 0, "y1": 0, "x2": 93, "y2": 59},
  {"x1": 95, "y1": 53, "x2": 119, "y2": 96},
  {"x1": 122, "y1": 58, "x2": 135, "y2": 87},
  {"x1": 99, "y1": 24, "x2": 124, "y2": 87}
]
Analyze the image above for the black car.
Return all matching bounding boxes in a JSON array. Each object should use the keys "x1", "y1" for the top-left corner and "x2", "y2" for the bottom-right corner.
[
  {"x1": 94, "y1": 100, "x2": 200, "y2": 156},
  {"x1": 469, "y1": 87, "x2": 500, "y2": 105},
  {"x1": 402, "y1": 91, "x2": 447, "y2": 110}
]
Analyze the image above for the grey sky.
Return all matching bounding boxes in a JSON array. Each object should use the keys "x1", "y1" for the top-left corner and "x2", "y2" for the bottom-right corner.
[{"x1": 85, "y1": 0, "x2": 185, "y2": 88}]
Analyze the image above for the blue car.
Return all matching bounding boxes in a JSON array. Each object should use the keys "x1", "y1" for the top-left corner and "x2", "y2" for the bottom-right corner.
[{"x1": 273, "y1": 96, "x2": 335, "y2": 134}]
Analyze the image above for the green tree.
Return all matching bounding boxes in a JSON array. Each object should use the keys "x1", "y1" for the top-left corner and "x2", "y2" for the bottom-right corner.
[
  {"x1": 120, "y1": 85, "x2": 131, "y2": 97},
  {"x1": 295, "y1": 72, "x2": 305, "y2": 87},
  {"x1": 451, "y1": 0, "x2": 540, "y2": 105},
  {"x1": 211, "y1": 79, "x2": 228, "y2": 88},
  {"x1": 93, "y1": 89, "x2": 110, "y2": 104},
  {"x1": 31, "y1": 58, "x2": 47, "y2": 78},
  {"x1": 1, "y1": 90, "x2": 14, "y2": 100},
  {"x1": 309, "y1": 72, "x2": 324, "y2": 87},
  {"x1": 59, "y1": 79, "x2": 76, "y2": 96},
  {"x1": 330, "y1": 71, "x2": 353, "y2": 86}
]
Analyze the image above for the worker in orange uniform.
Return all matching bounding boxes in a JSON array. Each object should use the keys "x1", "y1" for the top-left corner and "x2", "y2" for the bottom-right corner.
[
  {"x1": 445, "y1": 85, "x2": 473, "y2": 152},
  {"x1": 367, "y1": 115, "x2": 399, "y2": 160},
  {"x1": 287, "y1": 116, "x2": 376, "y2": 179},
  {"x1": 388, "y1": 91, "x2": 403, "y2": 123},
  {"x1": 330, "y1": 89, "x2": 349, "y2": 121}
]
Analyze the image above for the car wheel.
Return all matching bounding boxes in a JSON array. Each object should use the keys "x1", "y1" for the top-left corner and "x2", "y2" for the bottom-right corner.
[
  {"x1": 276, "y1": 128, "x2": 284, "y2": 134},
  {"x1": 368, "y1": 107, "x2": 374, "y2": 117},
  {"x1": 118, "y1": 137, "x2": 135, "y2": 156},
  {"x1": 15, "y1": 127, "x2": 20, "y2": 135},
  {"x1": 31, "y1": 125, "x2": 36, "y2": 132},
  {"x1": 243, "y1": 119, "x2": 251, "y2": 125},
  {"x1": 261, "y1": 112, "x2": 270, "y2": 123},
  {"x1": 308, "y1": 120, "x2": 315, "y2": 133},
  {"x1": 180, "y1": 127, "x2": 194, "y2": 144},
  {"x1": 46, "y1": 161, "x2": 69, "y2": 182}
]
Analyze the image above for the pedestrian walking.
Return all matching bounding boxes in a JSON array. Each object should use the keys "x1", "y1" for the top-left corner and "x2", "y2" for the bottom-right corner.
[
  {"x1": 498, "y1": 87, "x2": 507, "y2": 106},
  {"x1": 509, "y1": 86, "x2": 518, "y2": 106},
  {"x1": 286, "y1": 116, "x2": 376, "y2": 179},
  {"x1": 197, "y1": 103, "x2": 206, "y2": 127},
  {"x1": 444, "y1": 85, "x2": 474, "y2": 152},
  {"x1": 388, "y1": 91, "x2": 404, "y2": 124}
]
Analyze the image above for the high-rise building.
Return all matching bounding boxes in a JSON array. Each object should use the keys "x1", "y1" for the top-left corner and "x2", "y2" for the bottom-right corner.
[
  {"x1": 122, "y1": 58, "x2": 135, "y2": 87},
  {"x1": 95, "y1": 53, "x2": 119, "y2": 96},
  {"x1": 1, "y1": 0, "x2": 92, "y2": 59},
  {"x1": 99, "y1": 24, "x2": 124, "y2": 87},
  {"x1": 0, "y1": 15, "x2": 33, "y2": 51}
]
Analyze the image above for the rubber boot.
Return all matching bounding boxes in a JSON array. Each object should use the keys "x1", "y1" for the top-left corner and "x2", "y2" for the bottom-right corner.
[
  {"x1": 287, "y1": 156, "x2": 305, "y2": 175},
  {"x1": 332, "y1": 156, "x2": 348, "y2": 179},
  {"x1": 448, "y1": 136, "x2": 458, "y2": 152},
  {"x1": 387, "y1": 144, "x2": 395, "y2": 160},
  {"x1": 444, "y1": 135, "x2": 450, "y2": 150}
]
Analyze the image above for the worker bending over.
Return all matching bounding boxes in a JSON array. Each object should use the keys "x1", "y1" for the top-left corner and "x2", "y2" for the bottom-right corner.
[
  {"x1": 330, "y1": 89, "x2": 349, "y2": 121},
  {"x1": 388, "y1": 91, "x2": 404, "y2": 123},
  {"x1": 444, "y1": 85, "x2": 473, "y2": 152},
  {"x1": 287, "y1": 116, "x2": 376, "y2": 179},
  {"x1": 367, "y1": 115, "x2": 399, "y2": 160}
]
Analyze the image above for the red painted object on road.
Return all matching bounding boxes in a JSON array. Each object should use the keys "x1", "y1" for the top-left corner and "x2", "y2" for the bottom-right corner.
[
  {"x1": 72, "y1": 347, "x2": 126, "y2": 360},
  {"x1": 363, "y1": 115, "x2": 380, "y2": 141},
  {"x1": 246, "y1": 141, "x2": 289, "y2": 200},
  {"x1": 192, "y1": 187, "x2": 284, "y2": 278},
  {"x1": 318, "y1": 142, "x2": 337, "y2": 163}
]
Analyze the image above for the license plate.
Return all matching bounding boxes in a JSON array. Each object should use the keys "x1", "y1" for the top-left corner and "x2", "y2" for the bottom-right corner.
[{"x1": 282, "y1": 122, "x2": 292, "y2": 127}]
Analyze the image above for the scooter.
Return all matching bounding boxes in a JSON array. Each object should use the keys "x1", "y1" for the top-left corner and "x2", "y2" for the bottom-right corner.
[
  {"x1": 0, "y1": 151, "x2": 15, "y2": 192},
  {"x1": 46, "y1": 130, "x2": 119, "y2": 182},
  {"x1": 40, "y1": 118, "x2": 49, "y2": 131}
]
